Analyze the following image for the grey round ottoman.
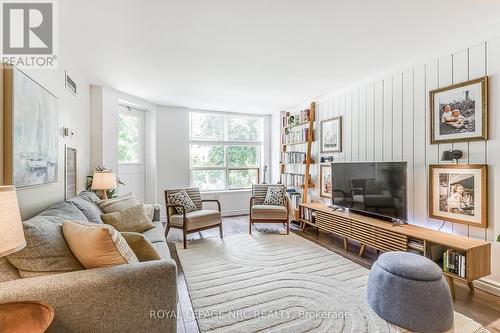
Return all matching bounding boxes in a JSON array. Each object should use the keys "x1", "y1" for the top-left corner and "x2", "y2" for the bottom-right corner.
[{"x1": 367, "y1": 251, "x2": 453, "y2": 333}]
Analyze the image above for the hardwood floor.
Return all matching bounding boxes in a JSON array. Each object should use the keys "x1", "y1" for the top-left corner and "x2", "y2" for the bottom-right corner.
[{"x1": 166, "y1": 215, "x2": 500, "y2": 333}]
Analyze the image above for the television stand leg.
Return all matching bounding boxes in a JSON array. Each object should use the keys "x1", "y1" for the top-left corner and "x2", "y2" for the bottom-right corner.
[
  {"x1": 468, "y1": 282, "x2": 475, "y2": 293},
  {"x1": 446, "y1": 276, "x2": 456, "y2": 300},
  {"x1": 343, "y1": 237, "x2": 348, "y2": 251}
]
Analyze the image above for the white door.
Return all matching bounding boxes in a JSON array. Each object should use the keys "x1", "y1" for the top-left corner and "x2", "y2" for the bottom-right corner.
[{"x1": 117, "y1": 105, "x2": 146, "y2": 202}]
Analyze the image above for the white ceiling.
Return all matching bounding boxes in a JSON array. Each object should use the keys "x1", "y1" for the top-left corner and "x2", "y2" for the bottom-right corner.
[{"x1": 60, "y1": 1, "x2": 500, "y2": 114}]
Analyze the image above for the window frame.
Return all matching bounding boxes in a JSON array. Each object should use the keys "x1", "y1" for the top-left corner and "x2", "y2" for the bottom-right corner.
[{"x1": 189, "y1": 112, "x2": 263, "y2": 191}]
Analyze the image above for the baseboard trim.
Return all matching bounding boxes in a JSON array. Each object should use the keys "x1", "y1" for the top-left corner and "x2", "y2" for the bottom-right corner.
[{"x1": 475, "y1": 278, "x2": 500, "y2": 296}]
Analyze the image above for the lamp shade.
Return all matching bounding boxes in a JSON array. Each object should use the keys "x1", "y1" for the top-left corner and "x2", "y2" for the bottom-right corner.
[
  {"x1": 91, "y1": 172, "x2": 117, "y2": 190},
  {"x1": 0, "y1": 186, "x2": 26, "y2": 257}
]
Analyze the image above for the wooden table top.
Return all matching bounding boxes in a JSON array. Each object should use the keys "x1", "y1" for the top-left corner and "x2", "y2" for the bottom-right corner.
[{"x1": 0, "y1": 301, "x2": 54, "y2": 333}]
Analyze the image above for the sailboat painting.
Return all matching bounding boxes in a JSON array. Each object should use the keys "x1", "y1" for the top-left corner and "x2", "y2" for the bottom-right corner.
[{"x1": 12, "y1": 68, "x2": 58, "y2": 188}]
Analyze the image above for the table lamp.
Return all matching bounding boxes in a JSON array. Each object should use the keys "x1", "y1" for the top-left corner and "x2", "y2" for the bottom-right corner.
[
  {"x1": 91, "y1": 171, "x2": 117, "y2": 200},
  {"x1": 0, "y1": 186, "x2": 26, "y2": 257}
]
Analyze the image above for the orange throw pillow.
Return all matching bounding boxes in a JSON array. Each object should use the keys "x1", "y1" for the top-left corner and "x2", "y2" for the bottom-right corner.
[{"x1": 62, "y1": 221, "x2": 138, "y2": 269}]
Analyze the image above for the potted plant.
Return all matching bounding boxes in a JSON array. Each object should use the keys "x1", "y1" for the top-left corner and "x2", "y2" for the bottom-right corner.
[{"x1": 86, "y1": 165, "x2": 124, "y2": 199}]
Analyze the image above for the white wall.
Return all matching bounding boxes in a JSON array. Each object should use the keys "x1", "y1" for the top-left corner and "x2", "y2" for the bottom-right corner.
[
  {"x1": 1, "y1": 48, "x2": 91, "y2": 220},
  {"x1": 156, "y1": 105, "x2": 272, "y2": 217},
  {"x1": 277, "y1": 39, "x2": 500, "y2": 291}
]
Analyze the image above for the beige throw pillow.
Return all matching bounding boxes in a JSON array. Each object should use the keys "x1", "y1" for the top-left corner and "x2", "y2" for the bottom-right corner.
[
  {"x1": 121, "y1": 232, "x2": 161, "y2": 262},
  {"x1": 101, "y1": 204, "x2": 155, "y2": 233},
  {"x1": 62, "y1": 221, "x2": 138, "y2": 269},
  {"x1": 98, "y1": 193, "x2": 140, "y2": 214}
]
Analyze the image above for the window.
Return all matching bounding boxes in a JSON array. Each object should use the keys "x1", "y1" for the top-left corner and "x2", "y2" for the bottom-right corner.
[
  {"x1": 189, "y1": 112, "x2": 262, "y2": 190},
  {"x1": 118, "y1": 106, "x2": 144, "y2": 164}
]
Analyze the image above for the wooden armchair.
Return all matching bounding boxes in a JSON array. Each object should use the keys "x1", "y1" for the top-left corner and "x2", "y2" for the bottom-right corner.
[
  {"x1": 249, "y1": 184, "x2": 289, "y2": 235},
  {"x1": 165, "y1": 188, "x2": 223, "y2": 248}
]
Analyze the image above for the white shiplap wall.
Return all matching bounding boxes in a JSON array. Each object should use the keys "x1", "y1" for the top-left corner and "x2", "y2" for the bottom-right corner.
[{"x1": 281, "y1": 39, "x2": 500, "y2": 288}]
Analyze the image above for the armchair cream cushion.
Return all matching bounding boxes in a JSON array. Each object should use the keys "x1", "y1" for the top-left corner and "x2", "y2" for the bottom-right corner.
[
  {"x1": 251, "y1": 205, "x2": 287, "y2": 220},
  {"x1": 170, "y1": 209, "x2": 221, "y2": 231}
]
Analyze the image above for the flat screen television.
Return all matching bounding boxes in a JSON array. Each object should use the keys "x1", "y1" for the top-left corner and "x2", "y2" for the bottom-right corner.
[{"x1": 331, "y1": 162, "x2": 408, "y2": 222}]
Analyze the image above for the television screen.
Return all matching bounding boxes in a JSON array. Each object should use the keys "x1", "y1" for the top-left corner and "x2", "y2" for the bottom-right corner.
[{"x1": 331, "y1": 162, "x2": 407, "y2": 221}]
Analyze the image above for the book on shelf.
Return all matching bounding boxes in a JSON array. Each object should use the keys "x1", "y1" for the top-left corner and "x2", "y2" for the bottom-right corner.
[
  {"x1": 286, "y1": 191, "x2": 302, "y2": 211},
  {"x1": 300, "y1": 207, "x2": 315, "y2": 223},
  {"x1": 281, "y1": 127, "x2": 312, "y2": 144},
  {"x1": 281, "y1": 173, "x2": 307, "y2": 187},
  {"x1": 443, "y1": 250, "x2": 466, "y2": 278},
  {"x1": 281, "y1": 151, "x2": 307, "y2": 164}
]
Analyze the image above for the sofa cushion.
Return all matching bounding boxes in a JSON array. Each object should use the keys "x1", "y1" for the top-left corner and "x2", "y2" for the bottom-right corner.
[
  {"x1": 38, "y1": 201, "x2": 89, "y2": 222},
  {"x1": 101, "y1": 204, "x2": 155, "y2": 233},
  {"x1": 7, "y1": 216, "x2": 84, "y2": 278},
  {"x1": 98, "y1": 194, "x2": 140, "y2": 214},
  {"x1": 121, "y1": 232, "x2": 161, "y2": 262},
  {"x1": 68, "y1": 196, "x2": 103, "y2": 224},
  {"x1": 168, "y1": 190, "x2": 198, "y2": 214},
  {"x1": 63, "y1": 221, "x2": 138, "y2": 269},
  {"x1": 78, "y1": 191, "x2": 101, "y2": 204},
  {"x1": 0, "y1": 257, "x2": 21, "y2": 282},
  {"x1": 251, "y1": 205, "x2": 287, "y2": 220},
  {"x1": 142, "y1": 222, "x2": 166, "y2": 244},
  {"x1": 170, "y1": 209, "x2": 221, "y2": 230}
]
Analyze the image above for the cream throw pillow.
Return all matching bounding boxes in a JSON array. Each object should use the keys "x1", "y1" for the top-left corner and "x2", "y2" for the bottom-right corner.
[
  {"x1": 98, "y1": 193, "x2": 140, "y2": 214},
  {"x1": 101, "y1": 204, "x2": 155, "y2": 233},
  {"x1": 62, "y1": 221, "x2": 138, "y2": 269},
  {"x1": 121, "y1": 232, "x2": 161, "y2": 262}
]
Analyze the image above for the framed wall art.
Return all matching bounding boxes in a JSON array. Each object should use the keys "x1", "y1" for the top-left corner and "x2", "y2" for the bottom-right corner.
[
  {"x1": 319, "y1": 164, "x2": 332, "y2": 198},
  {"x1": 3, "y1": 66, "x2": 59, "y2": 188},
  {"x1": 430, "y1": 76, "x2": 488, "y2": 144},
  {"x1": 65, "y1": 146, "x2": 77, "y2": 200},
  {"x1": 320, "y1": 116, "x2": 342, "y2": 153},
  {"x1": 429, "y1": 164, "x2": 487, "y2": 228}
]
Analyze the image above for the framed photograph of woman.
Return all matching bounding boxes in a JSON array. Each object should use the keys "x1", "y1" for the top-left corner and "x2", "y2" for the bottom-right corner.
[
  {"x1": 320, "y1": 116, "x2": 342, "y2": 153},
  {"x1": 429, "y1": 164, "x2": 487, "y2": 228},
  {"x1": 430, "y1": 76, "x2": 488, "y2": 144},
  {"x1": 320, "y1": 164, "x2": 332, "y2": 198}
]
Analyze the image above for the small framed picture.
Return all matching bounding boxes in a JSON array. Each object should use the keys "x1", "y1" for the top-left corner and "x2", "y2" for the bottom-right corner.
[
  {"x1": 429, "y1": 164, "x2": 487, "y2": 228},
  {"x1": 320, "y1": 164, "x2": 332, "y2": 198},
  {"x1": 430, "y1": 76, "x2": 488, "y2": 144},
  {"x1": 320, "y1": 116, "x2": 342, "y2": 153}
]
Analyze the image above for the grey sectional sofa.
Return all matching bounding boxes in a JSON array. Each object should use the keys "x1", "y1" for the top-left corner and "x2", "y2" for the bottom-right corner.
[{"x1": 0, "y1": 192, "x2": 177, "y2": 333}]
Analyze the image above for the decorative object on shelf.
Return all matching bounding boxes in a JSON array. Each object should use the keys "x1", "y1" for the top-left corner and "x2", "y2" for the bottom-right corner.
[
  {"x1": 320, "y1": 116, "x2": 342, "y2": 153},
  {"x1": 430, "y1": 76, "x2": 488, "y2": 144},
  {"x1": 65, "y1": 146, "x2": 77, "y2": 200},
  {"x1": 429, "y1": 164, "x2": 488, "y2": 228},
  {"x1": 320, "y1": 156, "x2": 334, "y2": 163},
  {"x1": 87, "y1": 166, "x2": 123, "y2": 200},
  {"x1": 2, "y1": 66, "x2": 59, "y2": 188},
  {"x1": 319, "y1": 164, "x2": 332, "y2": 198},
  {"x1": 441, "y1": 149, "x2": 463, "y2": 163}
]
